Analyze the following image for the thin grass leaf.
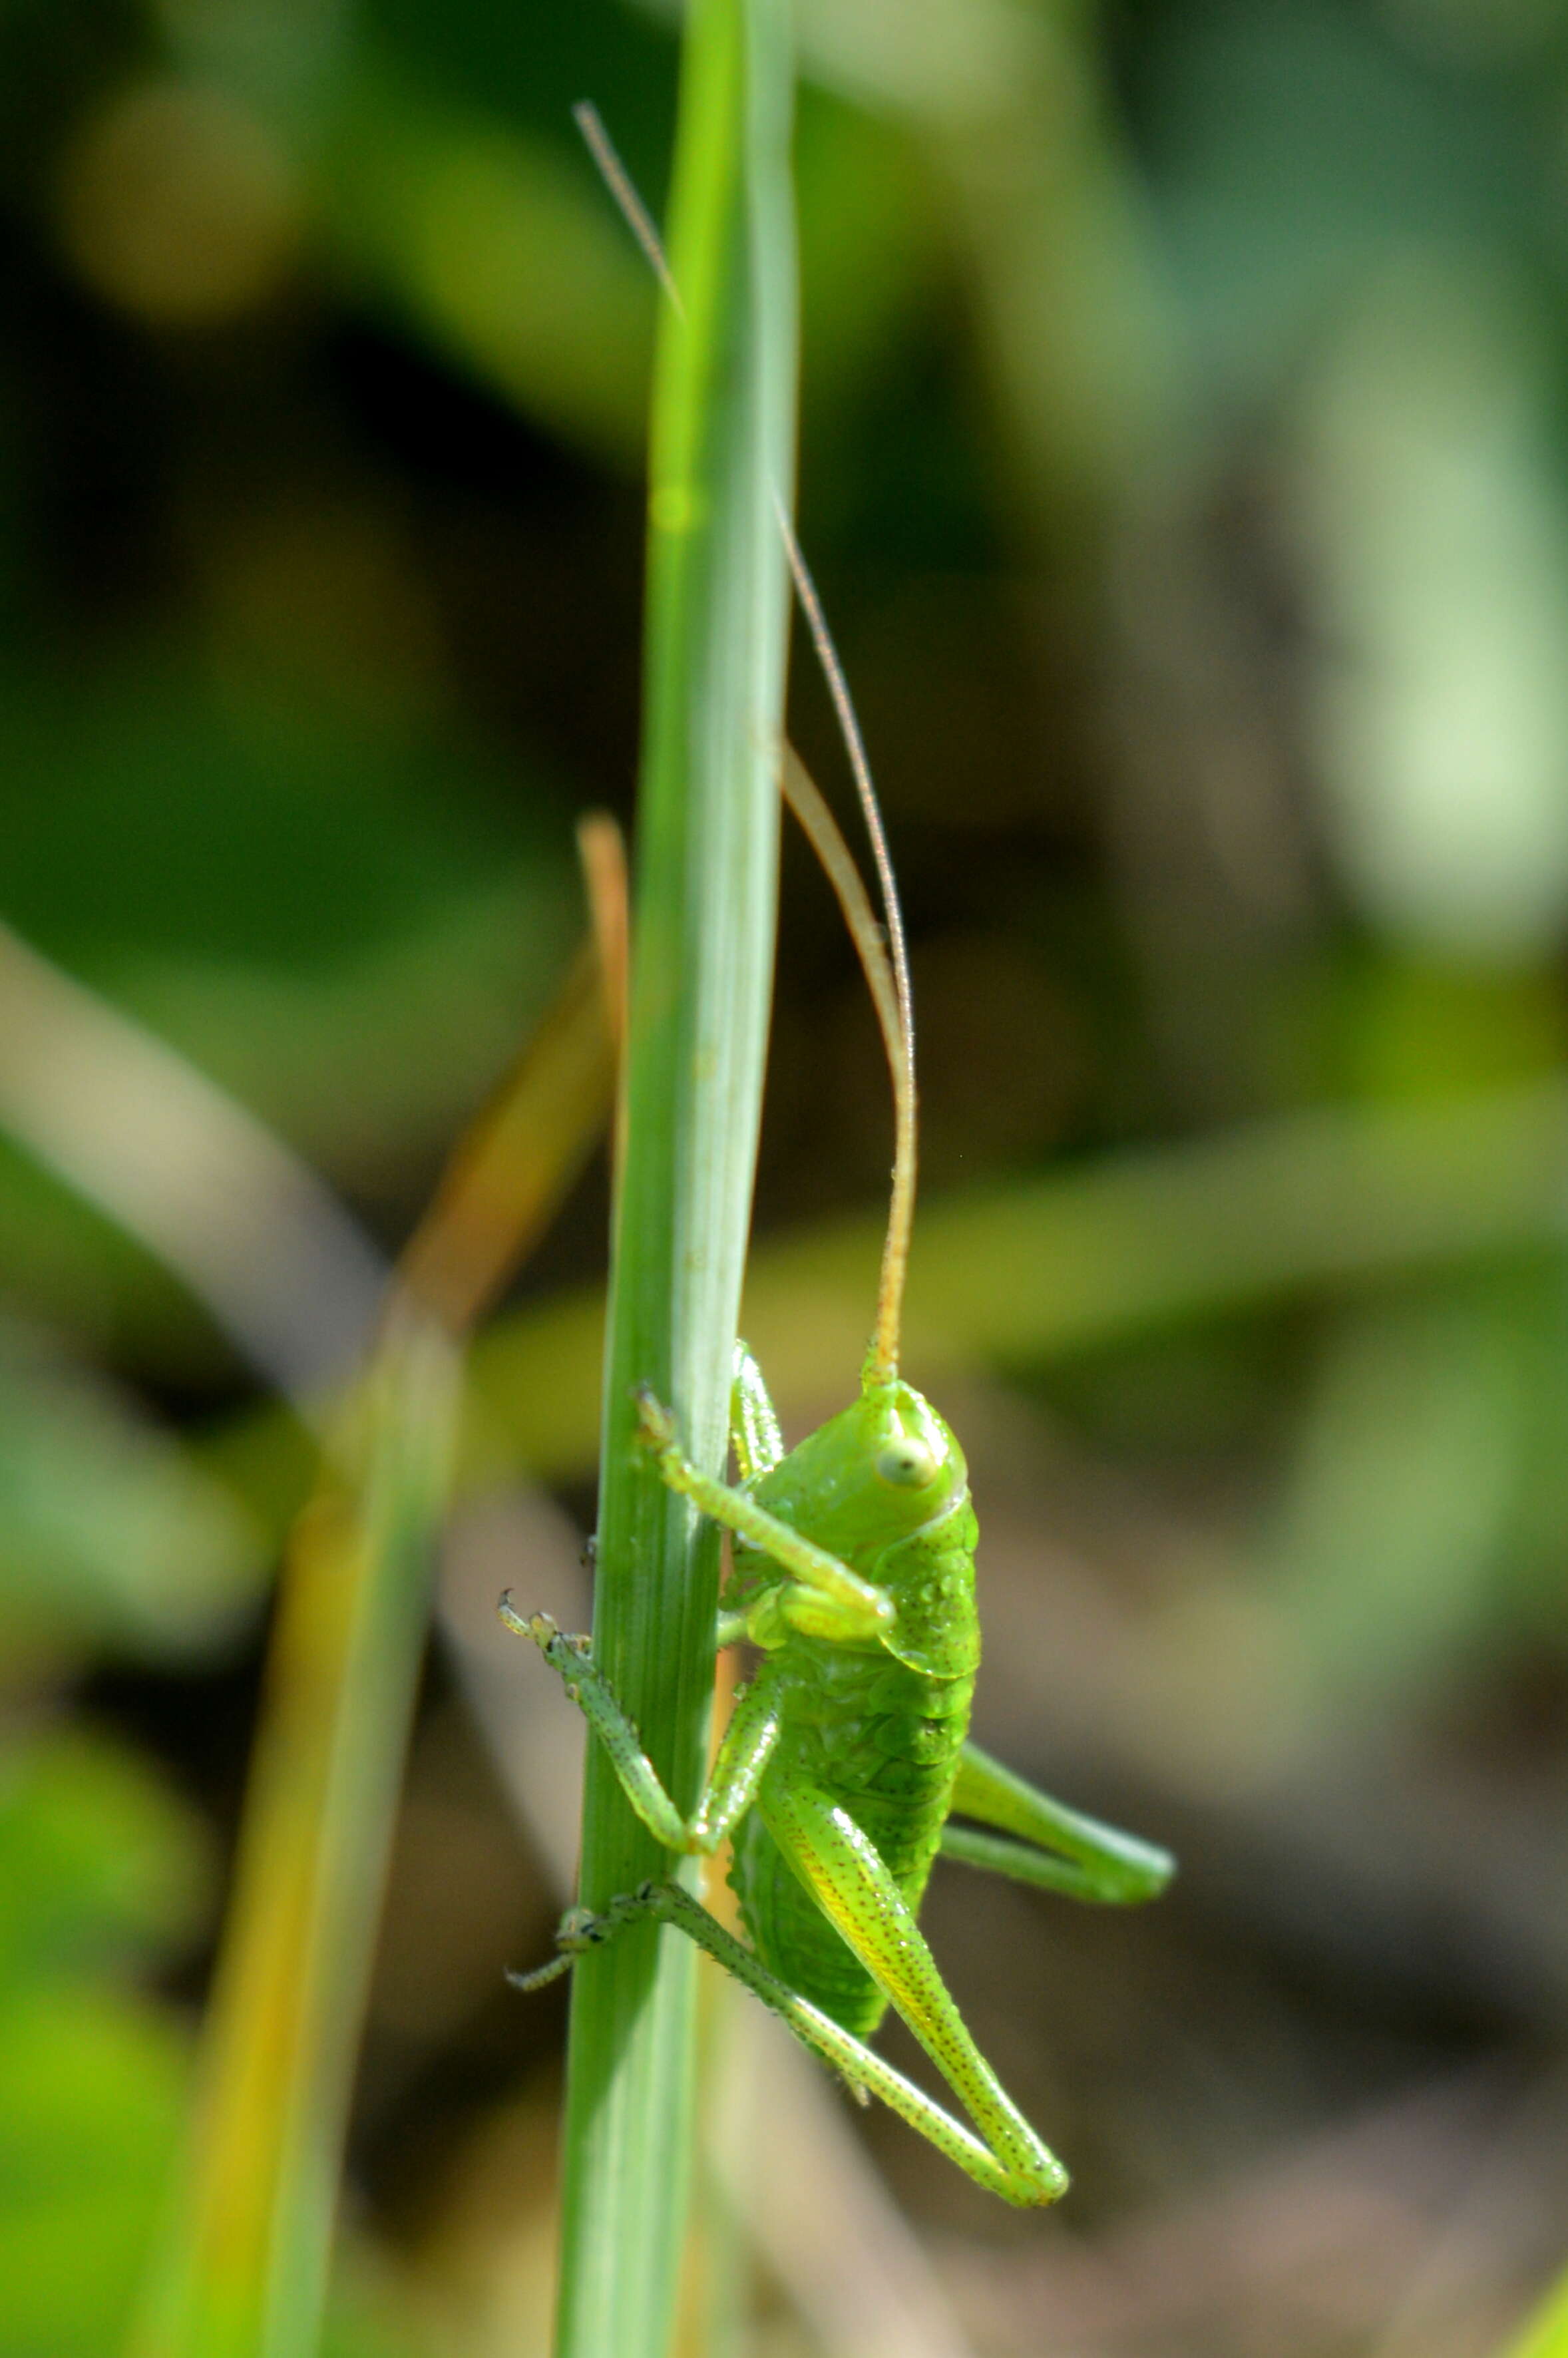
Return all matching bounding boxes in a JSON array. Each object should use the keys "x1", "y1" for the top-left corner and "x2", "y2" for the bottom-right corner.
[
  {"x1": 398, "y1": 928, "x2": 616, "y2": 1335},
  {"x1": 549, "y1": 5, "x2": 796, "y2": 2353},
  {"x1": 1503, "y1": 2269, "x2": 1568, "y2": 2358},
  {"x1": 126, "y1": 1311, "x2": 461, "y2": 2358},
  {"x1": 7, "y1": 914, "x2": 619, "y2": 2358}
]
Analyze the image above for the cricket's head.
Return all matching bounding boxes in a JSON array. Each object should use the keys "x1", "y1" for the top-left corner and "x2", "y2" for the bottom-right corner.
[{"x1": 760, "y1": 1376, "x2": 968, "y2": 1557}]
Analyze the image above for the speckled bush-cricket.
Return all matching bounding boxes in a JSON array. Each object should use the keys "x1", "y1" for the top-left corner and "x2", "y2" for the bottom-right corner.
[
  {"x1": 504, "y1": 688, "x2": 1173, "y2": 2211},
  {"x1": 502, "y1": 107, "x2": 1173, "y2": 2208}
]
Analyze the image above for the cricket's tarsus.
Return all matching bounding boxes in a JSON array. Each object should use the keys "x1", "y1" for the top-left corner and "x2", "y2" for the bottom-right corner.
[{"x1": 508, "y1": 104, "x2": 1177, "y2": 2209}]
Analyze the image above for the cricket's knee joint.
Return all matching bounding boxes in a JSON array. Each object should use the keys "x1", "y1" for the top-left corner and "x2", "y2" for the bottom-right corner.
[
  {"x1": 505, "y1": 1901, "x2": 607, "y2": 1991},
  {"x1": 503, "y1": 1597, "x2": 588, "y2": 1657},
  {"x1": 743, "y1": 1591, "x2": 788, "y2": 1649},
  {"x1": 627, "y1": 1877, "x2": 684, "y2": 1921},
  {"x1": 520, "y1": 1613, "x2": 592, "y2": 1674},
  {"x1": 777, "y1": 1583, "x2": 893, "y2": 1644}
]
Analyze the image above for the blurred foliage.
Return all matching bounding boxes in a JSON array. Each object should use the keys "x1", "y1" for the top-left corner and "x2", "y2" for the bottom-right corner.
[
  {"x1": 1, "y1": 0, "x2": 1568, "y2": 2352},
  {"x1": 0, "y1": 1314, "x2": 264, "y2": 1665}
]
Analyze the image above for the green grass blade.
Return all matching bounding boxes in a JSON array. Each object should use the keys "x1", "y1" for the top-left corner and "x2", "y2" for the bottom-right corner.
[
  {"x1": 86, "y1": 933, "x2": 615, "y2": 2358},
  {"x1": 550, "y1": 5, "x2": 796, "y2": 2354},
  {"x1": 127, "y1": 1315, "x2": 461, "y2": 2358},
  {"x1": 1503, "y1": 2269, "x2": 1568, "y2": 2358}
]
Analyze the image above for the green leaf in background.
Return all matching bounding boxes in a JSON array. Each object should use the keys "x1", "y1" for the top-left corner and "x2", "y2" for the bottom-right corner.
[
  {"x1": 0, "y1": 1734, "x2": 211, "y2": 1994},
  {"x1": 0, "y1": 662, "x2": 574, "y2": 1151},
  {"x1": 0, "y1": 660, "x2": 576, "y2": 1360},
  {"x1": 1261, "y1": 1280, "x2": 1531, "y2": 1722},
  {"x1": 324, "y1": 57, "x2": 658, "y2": 467},
  {"x1": 0, "y1": 1986, "x2": 191, "y2": 2358},
  {"x1": 0, "y1": 1981, "x2": 427, "y2": 2358},
  {"x1": 0, "y1": 1319, "x2": 264, "y2": 1665},
  {"x1": 0, "y1": 1732, "x2": 203, "y2": 2358},
  {"x1": 1505, "y1": 2268, "x2": 1568, "y2": 2358}
]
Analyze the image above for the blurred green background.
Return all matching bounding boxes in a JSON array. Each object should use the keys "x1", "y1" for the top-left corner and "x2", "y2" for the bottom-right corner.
[{"x1": 4, "y1": 1, "x2": 1568, "y2": 2353}]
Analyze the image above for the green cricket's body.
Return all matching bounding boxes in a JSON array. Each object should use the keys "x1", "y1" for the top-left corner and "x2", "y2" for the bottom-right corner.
[
  {"x1": 508, "y1": 1348, "x2": 1173, "y2": 2203},
  {"x1": 504, "y1": 713, "x2": 1173, "y2": 2202},
  {"x1": 729, "y1": 1379, "x2": 979, "y2": 2037}
]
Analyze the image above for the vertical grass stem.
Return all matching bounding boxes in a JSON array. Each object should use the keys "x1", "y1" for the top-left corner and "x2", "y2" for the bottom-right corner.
[{"x1": 550, "y1": 5, "x2": 796, "y2": 2353}]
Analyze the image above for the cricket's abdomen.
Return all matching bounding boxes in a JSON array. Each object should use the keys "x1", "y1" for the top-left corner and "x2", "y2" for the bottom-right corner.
[{"x1": 729, "y1": 1511, "x2": 979, "y2": 2038}]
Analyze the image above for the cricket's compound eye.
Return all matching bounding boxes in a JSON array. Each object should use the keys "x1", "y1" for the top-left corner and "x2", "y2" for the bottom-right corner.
[{"x1": 876, "y1": 1436, "x2": 937, "y2": 1488}]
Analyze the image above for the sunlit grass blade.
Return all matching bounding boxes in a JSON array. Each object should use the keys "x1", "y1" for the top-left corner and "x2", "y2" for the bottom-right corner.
[
  {"x1": 1502, "y1": 2268, "x2": 1568, "y2": 2358},
  {"x1": 15, "y1": 904, "x2": 616, "y2": 2358},
  {"x1": 127, "y1": 1310, "x2": 462, "y2": 2358},
  {"x1": 549, "y1": 5, "x2": 795, "y2": 2353},
  {"x1": 399, "y1": 921, "x2": 617, "y2": 1334}
]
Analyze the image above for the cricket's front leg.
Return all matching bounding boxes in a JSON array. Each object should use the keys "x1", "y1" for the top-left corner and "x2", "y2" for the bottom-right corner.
[
  {"x1": 940, "y1": 1742, "x2": 1175, "y2": 1905},
  {"x1": 499, "y1": 1597, "x2": 782, "y2": 1854},
  {"x1": 634, "y1": 1385, "x2": 893, "y2": 1645}
]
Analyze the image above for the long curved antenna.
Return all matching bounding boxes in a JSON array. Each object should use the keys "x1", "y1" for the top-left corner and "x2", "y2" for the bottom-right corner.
[
  {"x1": 573, "y1": 104, "x2": 683, "y2": 314},
  {"x1": 780, "y1": 749, "x2": 914, "y2": 1382},
  {"x1": 775, "y1": 524, "x2": 916, "y2": 1384},
  {"x1": 574, "y1": 100, "x2": 917, "y2": 1382},
  {"x1": 778, "y1": 749, "x2": 902, "y2": 1129}
]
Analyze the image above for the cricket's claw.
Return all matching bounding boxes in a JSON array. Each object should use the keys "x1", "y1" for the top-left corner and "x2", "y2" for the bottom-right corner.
[
  {"x1": 497, "y1": 1595, "x2": 554, "y2": 1646},
  {"x1": 497, "y1": 1599, "x2": 590, "y2": 1664}
]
